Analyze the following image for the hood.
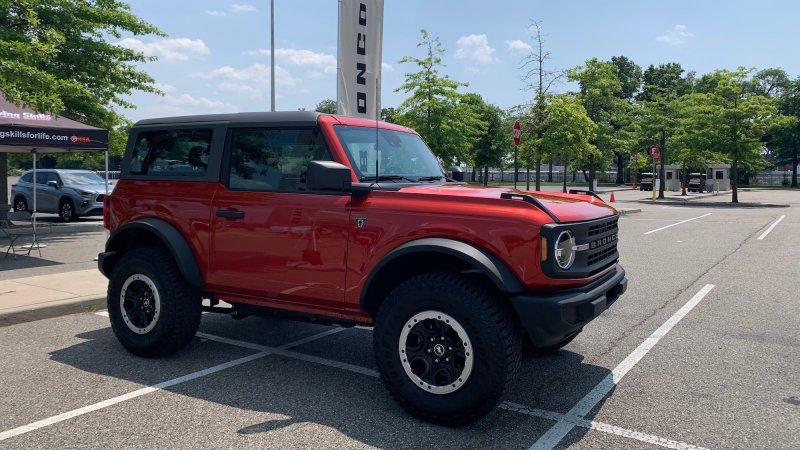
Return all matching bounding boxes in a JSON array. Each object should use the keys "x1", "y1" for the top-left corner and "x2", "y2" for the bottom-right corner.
[{"x1": 395, "y1": 183, "x2": 616, "y2": 223}]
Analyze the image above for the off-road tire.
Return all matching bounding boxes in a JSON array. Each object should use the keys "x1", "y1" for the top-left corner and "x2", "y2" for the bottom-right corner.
[
  {"x1": 59, "y1": 199, "x2": 77, "y2": 222},
  {"x1": 373, "y1": 272, "x2": 522, "y2": 426},
  {"x1": 107, "y1": 246, "x2": 202, "y2": 357}
]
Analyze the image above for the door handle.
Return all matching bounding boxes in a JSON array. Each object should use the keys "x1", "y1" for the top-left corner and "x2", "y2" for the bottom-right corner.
[{"x1": 215, "y1": 209, "x2": 245, "y2": 219}]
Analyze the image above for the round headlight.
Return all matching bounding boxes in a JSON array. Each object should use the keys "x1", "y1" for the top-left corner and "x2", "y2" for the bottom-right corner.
[{"x1": 555, "y1": 231, "x2": 576, "y2": 270}]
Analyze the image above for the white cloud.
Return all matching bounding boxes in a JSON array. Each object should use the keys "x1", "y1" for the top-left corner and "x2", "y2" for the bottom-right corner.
[
  {"x1": 193, "y1": 63, "x2": 297, "y2": 98},
  {"x1": 506, "y1": 40, "x2": 532, "y2": 52},
  {"x1": 243, "y1": 48, "x2": 337, "y2": 74},
  {"x1": 455, "y1": 34, "x2": 496, "y2": 64},
  {"x1": 163, "y1": 94, "x2": 227, "y2": 109},
  {"x1": 231, "y1": 3, "x2": 257, "y2": 13},
  {"x1": 116, "y1": 38, "x2": 210, "y2": 61},
  {"x1": 656, "y1": 25, "x2": 695, "y2": 46},
  {"x1": 382, "y1": 63, "x2": 393, "y2": 72},
  {"x1": 206, "y1": 10, "x2": 226, "y2": 17},
  {"x1": 154, "y1": 83, "x2": 177, "y2": 93}
]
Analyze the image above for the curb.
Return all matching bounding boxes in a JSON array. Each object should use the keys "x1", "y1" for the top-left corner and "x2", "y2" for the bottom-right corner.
[
  {"x1": 631, "y1": 200, "x2": 789, "y2": 208},
  {"x1": 0, "y1": 294, "x2": 107, "y2": 327},
  {"x1": 616, "y1": 208, "x2": 641, "y2": 215}
]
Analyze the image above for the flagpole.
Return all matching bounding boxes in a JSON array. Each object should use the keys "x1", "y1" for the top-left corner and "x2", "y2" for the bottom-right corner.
[{"x1": 270, "y1": 0, "x2": 275, "y2": 112}]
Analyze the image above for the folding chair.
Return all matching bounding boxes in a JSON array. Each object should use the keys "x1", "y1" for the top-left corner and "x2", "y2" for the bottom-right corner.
[{"x1": 3, "y1": 211, "x2": 41, "y2": 257}]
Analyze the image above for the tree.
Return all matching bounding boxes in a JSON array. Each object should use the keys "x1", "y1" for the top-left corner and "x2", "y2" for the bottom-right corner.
[
  {"x1": 0, "y1": 0, "x2": 163, "y2": 201},
  {"x1": 315, "y1": 99, "x2": 337, "y2": 114},
  {"x1": 519, "y1": 21, "x2": 562, "y2": 189},
  {"x1": 609, "y1": 56, "x2": 642, "y2": 184},
  {"x1": 635, "y1": 63, "x2": 690, "y2": 198},
  {"x1": 680, "y1": 68, "x2": 784, "y2": 202},
  {"x1": 536, "y1": 94, "x2": 596, "y2": 192},
  {"x1": 462, "y1": 94, "x2": 508, "y2": 185},
  {"x1": 765, "y1": 75, "x2": 800, "y2": 187},
  {"x1": 568, "y1": 58, "x2": 622, "y2": 190},
  {"x1": 394, "y1": 29, "x2": 485, "y2": 166}
]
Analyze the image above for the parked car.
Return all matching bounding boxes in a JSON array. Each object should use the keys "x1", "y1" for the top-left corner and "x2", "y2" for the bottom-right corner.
[
  {"x1": 687, "y1": 172, "x2": 707, "y2": 192},
  {"x1": 99, "y1": 112, "x2": 627, "y2": 426},
  {"x1": 638, "y1": 172, "x2": 655, "y2": 191},
  {"x1": 11, "y1": 169, "x2": 113, "y2": 221}
]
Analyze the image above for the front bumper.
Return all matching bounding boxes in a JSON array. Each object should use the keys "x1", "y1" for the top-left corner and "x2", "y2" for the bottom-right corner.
[{"x1": 510, "y1": 265, "x2": 627, "y2": 347}]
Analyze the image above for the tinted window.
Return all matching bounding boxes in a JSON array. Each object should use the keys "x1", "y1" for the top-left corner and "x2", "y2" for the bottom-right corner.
[
  {"x1": 228, "y1": 128, "x2": 331, "y2": 192},
  {"x1": 130, "y1": 129, "x2": 213, "y2": 176},
  {"x1": 21, "y1": 173, "x2": 32, "y2": 183}
]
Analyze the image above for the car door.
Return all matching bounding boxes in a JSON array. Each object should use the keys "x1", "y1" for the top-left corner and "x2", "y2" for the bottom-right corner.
[
  {"x1": 207, "y1": 126, "x2": 350, "y2": 313},
  {"x1": 34, "y1": 171, "x2": 58, "y2": 213}
]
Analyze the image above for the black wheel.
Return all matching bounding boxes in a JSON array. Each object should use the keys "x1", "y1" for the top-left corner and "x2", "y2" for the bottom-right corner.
[
  {"x1": 107, "y1": 246, "x2": 202, "y2": 357},
  {"x1": 524, "y1": 329, "x2": 581, "y2": 355},
  {"x1": 373, "y1": 272, "x2": 522, "y2": 426},
  {"x1": 59, "y1": 199, "x2": 77, "y2": 222},
  {"x1": 14, "y1": 196, "x2": 28, "y2": 212}
]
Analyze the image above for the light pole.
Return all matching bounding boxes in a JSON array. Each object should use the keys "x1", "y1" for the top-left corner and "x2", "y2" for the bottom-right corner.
[{"x1": 270, "y1": 0, "x2": 275, "y2": 112}]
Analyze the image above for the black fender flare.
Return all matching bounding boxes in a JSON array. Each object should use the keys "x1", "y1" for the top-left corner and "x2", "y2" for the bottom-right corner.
[
  {"x1": 360, "y1": 237, "x2": 524, "y2": 308},
  {"x1": 103, "y1": 218, "x2": 205, "y2": 289}
]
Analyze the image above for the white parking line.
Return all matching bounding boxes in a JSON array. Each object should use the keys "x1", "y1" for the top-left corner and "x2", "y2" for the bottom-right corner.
[
  {"x1": 644, "y1": 213, "x2": 713, "y2": 235},
  {"x1": 78, "y1": 310, "x2": 711, "y2": 448},
  {"x1": 501, "y1": 402, "x2": 709, "y2": 450},
  {"x1": 757, "y1": 215, "x2": 786, "y2": 240},
  {"x1": 0, "y1": 328, "x2": 343, "y2": 442},
  {"x1": 529, "y1": 284, "x2": 716, "y2": 450}
]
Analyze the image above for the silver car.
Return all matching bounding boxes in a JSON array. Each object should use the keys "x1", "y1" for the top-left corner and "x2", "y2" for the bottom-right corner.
[{"x1": 11, "y1": 169, "x2": 113, "y2": 221}]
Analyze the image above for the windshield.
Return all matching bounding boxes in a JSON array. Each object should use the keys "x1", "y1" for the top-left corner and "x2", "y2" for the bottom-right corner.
[
  {"x1": 60, "y1": 172, "x2": 106, "y2": 186},
  {"x1": 333, "y1": 125, "x2": 445, "y2": 181}
]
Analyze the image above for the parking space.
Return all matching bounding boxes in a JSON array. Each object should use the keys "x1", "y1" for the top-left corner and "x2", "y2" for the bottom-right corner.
[{"x1": 1, "y1": 196, "x2": 798, "y2": 449}]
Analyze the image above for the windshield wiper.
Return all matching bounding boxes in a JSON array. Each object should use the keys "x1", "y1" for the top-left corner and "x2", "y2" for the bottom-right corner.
[
  {"x1": 416, "y1": 175, "x2": 445, "y2": 182},
  {"x1": 360, "y1": 175, "x2": 417, "y2": 183}
]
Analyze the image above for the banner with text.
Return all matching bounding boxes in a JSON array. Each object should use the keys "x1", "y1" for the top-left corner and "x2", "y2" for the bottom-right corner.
[{"x1": 337, "y1": 0, "x2": 384, "y2": 119}]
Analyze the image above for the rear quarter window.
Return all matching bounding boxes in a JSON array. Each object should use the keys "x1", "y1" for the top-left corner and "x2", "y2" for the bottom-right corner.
[{"x1": 129, "y1": 129, "x2": 213, "y2": 177}]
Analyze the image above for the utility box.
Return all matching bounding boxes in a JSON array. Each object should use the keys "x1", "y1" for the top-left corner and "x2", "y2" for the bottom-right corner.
[
  {"x1": 663, "y1": 165, "x2": 681, "y2": 191},
  {"x1": 706, "y1": 164, "x2": 731, "y2": 191}
]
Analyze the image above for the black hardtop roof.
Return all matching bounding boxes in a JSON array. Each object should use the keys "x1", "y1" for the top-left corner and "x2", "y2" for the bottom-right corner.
[{"x1": 133, "y1": 111, "x2": 326, "y2": 126}]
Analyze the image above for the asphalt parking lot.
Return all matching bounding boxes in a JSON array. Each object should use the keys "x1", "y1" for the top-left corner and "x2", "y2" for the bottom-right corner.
[{"x1": 1, "y1": 189, "x2": 798, "y2": 449}]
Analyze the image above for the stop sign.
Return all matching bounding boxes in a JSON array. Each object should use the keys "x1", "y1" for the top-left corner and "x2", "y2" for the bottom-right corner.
[
  {"x1": 513, "y1": 120, "x2": 521, "y2": 146},
  {"x1": 648, "y1": 145, "x2": 660, "y2": 161}
]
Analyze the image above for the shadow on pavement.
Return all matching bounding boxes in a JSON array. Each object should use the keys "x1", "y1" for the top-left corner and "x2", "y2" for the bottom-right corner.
[{"x1": 47, "y1": 314, "x2": 613, "y2": 448}]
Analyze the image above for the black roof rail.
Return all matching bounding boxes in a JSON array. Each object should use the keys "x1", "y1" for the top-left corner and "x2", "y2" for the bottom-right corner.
[{"x1": 500, "y1": 192, "x2": 560, "y2": 223}]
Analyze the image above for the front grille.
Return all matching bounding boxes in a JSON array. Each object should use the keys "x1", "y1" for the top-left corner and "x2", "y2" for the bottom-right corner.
[
  {"x1": 588, "y1": 243, "x2": 618, "y2": 266},
  {"x1": 588, "y1": 217, "x2": 618, "y2": 237},
  {"x1": 541, "y1": 215, "x2": 620, "y2": 278}
]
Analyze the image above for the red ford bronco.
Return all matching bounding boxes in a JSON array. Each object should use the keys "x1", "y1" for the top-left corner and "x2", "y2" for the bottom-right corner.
[{"x1": 98, "y1": 112, "x2": 627, "y2": 426}]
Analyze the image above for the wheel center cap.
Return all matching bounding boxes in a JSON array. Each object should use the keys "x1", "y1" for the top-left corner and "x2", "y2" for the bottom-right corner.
[
  {"x1": 433, "y1": 343, "x2": 446, "y2": 357},
  {"x1": 142, "y1": 298, "x2": 150, "y2": 308}
]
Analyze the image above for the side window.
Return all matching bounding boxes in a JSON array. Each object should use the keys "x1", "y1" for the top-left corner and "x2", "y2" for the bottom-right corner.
[
  {"x1": 21, "y1": 173, "x2": 32, "y2": 183},
  {"x1": 129, "y1": 129, "x2": 213, "y2": 177},
  {"x1": 228, "y1": 128, "x2": 331, "y2": 192},
  {"x1": 36, "y1": 172, "x2": 51, "y2": 185},
  {"x1": 46, "y1": 172, "x2": 60, "y2": 185}
]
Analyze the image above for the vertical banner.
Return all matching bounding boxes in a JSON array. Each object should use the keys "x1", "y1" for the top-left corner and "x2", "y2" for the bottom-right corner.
[{"x1": 337, "y1": 0, "x2": 384, "y2": 119}]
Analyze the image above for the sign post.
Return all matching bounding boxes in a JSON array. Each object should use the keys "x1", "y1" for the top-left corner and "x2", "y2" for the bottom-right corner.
[
  {"x1": 513, "y1": 120, "x2": 521, "y2": 189},
  {"x1": 648, "y1": 145, "x2": 660, "y2": 201}
]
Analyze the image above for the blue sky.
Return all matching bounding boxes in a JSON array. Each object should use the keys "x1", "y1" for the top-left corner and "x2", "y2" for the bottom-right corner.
[{"x1": 117, "y1": 0, "x2": 800, "y2": 122}]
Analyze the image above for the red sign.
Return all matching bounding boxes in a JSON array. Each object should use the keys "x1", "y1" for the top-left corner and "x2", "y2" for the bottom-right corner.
[
  {"x1": 513, "y1": 120, "x2": 521, "y2": 146},
  {"x1": 648, "y1": 145, "x2": 660, "y2": 161}
]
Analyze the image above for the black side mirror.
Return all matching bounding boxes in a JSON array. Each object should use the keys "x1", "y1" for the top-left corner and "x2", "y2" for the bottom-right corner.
[{"x1": 305, "y1": 161, "x2": 353, "y2": 192}]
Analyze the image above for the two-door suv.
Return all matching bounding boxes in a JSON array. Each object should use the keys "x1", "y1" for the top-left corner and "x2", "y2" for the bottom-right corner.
[{"x1": 99, "y1": 112, "x2": 627, "y2": 426}]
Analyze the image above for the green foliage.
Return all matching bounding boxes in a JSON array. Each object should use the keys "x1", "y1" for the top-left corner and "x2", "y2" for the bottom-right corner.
[
  {"x1": 0, "y1": 0, "x2": 164, "y2": 128},
  {"x1": 462, "y1": 93, "x2": 508, "y2": 176},
  {"x1": 568, "y1": 58, "x2": 623, "y2": 183},
  {"x1": 315, "y1": 99, "x2": 337, "y2": 114},
  {"x1": 535, "y1": 93, "x2": 596, "y2": 191},
  {"x1": 394, "y1": 29, "x2": 485, "y2": 166},
  {"x1": 676, "y1": 68, "x2": 785, "y2": 201}
]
